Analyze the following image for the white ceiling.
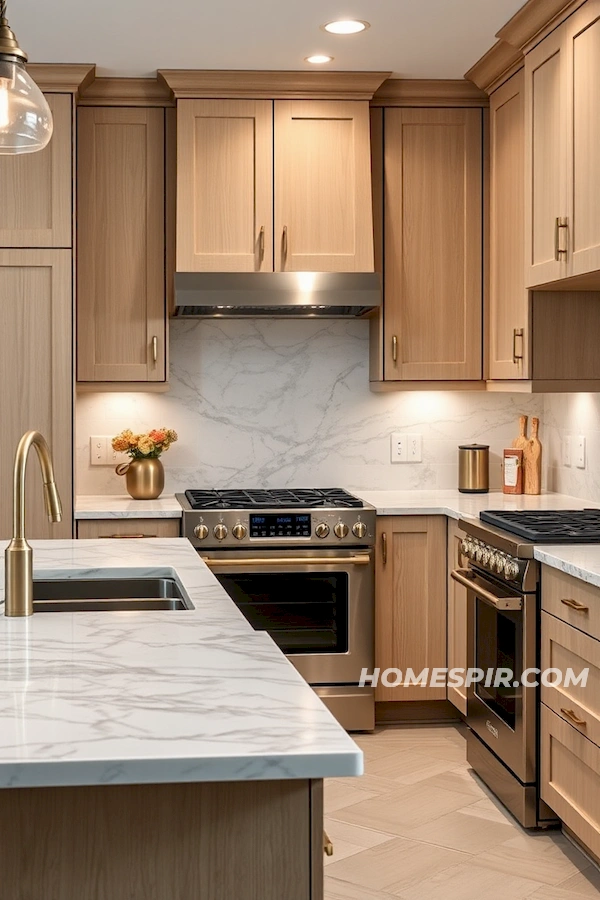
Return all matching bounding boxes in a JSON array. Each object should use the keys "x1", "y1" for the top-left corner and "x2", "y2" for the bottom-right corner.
[{"x1": 11, "y1": 0, "x2": 526, "y2": 79}]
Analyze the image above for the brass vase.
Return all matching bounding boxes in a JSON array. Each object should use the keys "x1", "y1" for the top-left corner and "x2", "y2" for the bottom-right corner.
[{"x1": 116, "y1": 458, "x2": 164, "y2": 500}]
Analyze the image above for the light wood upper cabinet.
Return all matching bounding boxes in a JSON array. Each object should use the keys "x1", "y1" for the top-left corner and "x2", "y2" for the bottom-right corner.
[
  {"x1": 77, "y1": 108, "x2": 167, "y2": 383},
  {"x1": 383, "y1": 108, "x2": 482, "y2": 381},
  {"x1": 274, "y1": 100, "x2": 374, "y2": 272},
  {"x1": 176, "y1": 99, "x2": 273, "y2": 272},
  {"x1": 0, "y1": 250, "x2": 72, "y2": 539},
  {"x1": 375, "y1": 516, "x2": 447, "y2": 701},
  {"x1": 447, "y1": 520, "x2": 468, "y2": 715},
  {"x1": 0, "y1": 94, "x2": 72, "y2": 248},
  {"x1": 489, "y1": 69, "x2": 530, "y2": 380}
]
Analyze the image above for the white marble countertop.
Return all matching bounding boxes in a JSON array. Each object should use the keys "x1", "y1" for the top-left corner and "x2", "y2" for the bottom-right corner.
[
  {"x1": 354, "y1": 489, "x2": 600, "y2": 521},
  {"x1": 535, "y1": 545, "x2": 600, "y2": 590},
  {"x1": 0, "y1": 539, "x2": 362, "y2": 789},
  {"x1": 75, "y1": 495, "x2": 183, "y2": 519}
]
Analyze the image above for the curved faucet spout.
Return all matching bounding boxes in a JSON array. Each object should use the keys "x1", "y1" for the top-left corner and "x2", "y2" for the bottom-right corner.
[{"x1": 5, "y1": 431, "x2": 62, "y2": 617}]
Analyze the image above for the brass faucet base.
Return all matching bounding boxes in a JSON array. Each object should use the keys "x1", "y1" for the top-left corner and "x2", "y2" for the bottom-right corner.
[{"x1": 4, "y1": 540, "x2": 32, "y2": 617}]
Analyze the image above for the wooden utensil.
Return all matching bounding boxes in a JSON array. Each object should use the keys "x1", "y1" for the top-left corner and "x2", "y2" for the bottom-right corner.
[
  {"x1": 512, "y1": 414, "x2": 529, "y2": 451},
  {"x1": 523, "y1": 416, "x2": 542, "y2": 495}
]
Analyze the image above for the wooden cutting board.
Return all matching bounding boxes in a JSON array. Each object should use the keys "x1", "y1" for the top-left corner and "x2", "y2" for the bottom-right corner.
[
  {"x1": 512, "y1": 414, "x2": 529, "y2": 451},
  {"x1": 523, "y1": 416, "x2": 542, "y2": 495}
]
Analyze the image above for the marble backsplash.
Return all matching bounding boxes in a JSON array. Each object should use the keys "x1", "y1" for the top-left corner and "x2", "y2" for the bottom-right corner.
[
  {"x1": 544, "y1": 393, "x2": 600, "y2": 501},
  {"x1": 76, "y1": 319, "x2": 546, "y2": 496}
]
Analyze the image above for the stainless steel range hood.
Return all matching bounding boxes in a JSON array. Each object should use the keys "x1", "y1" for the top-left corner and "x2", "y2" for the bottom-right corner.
[{"x1": 173, "y1": 272, "x2": 381, "y2": 318}]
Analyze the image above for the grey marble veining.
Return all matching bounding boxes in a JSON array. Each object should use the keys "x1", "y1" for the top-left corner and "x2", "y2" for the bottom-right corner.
[
  {"x1": 0, "y1": 539, "x2": 361, "y2": 788},
  {"x1": 535, "y1": 544, "x2": 600, "y2": 590},
  {"x1": 544, "y1": 393, "x2": 600, "y2": 503},
  {"x1": 75, "y1": 494, "x2": 183, "y2": 519},
  {"x1": 76, "y1": 320, "x2": 545, "y2": 496}
]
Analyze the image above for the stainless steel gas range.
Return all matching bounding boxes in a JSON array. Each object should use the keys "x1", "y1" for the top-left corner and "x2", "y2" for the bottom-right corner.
[
  {"x1": 455, "y1": 508, "x2": 600, "y2": 828},
  {"x1": 178, "y1": 488, "x2": 376, "y2": 731}
]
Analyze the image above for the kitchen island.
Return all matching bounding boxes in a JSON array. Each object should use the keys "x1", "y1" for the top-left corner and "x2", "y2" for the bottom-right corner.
[{"x1": 0, "y1": 539, "x2": 361, "y2": 900}]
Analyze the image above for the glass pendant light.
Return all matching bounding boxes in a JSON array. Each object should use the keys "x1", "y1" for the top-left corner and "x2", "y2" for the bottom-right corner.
[{"x1": 0, "y1": 0, "x2": 52, "y2": 153}]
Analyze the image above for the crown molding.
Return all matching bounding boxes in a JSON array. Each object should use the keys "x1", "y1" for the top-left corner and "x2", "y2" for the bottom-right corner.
[
  {"x1": 496, "y1": 0, "x2": 585, "y2": 50},
  {"x1": 157, "y1": 70, "x2": 391, "y2": 100},
  {"x1": 28, "y1": 63, "x2": 95, "y2": 95},
  {"x1": 371, "y1": 78, "x2": 488, "y2": 107},
  {"x1": 78, "y1": 77, "x2": 174, "y2": 106},
  {"x1": 465, "y1": 41, "x2": 524, "y2": 94}
]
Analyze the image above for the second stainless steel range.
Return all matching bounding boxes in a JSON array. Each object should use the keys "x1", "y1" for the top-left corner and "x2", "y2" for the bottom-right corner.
[{"x1": 178, "y1": 488, "x2": 376, "y2": 731}]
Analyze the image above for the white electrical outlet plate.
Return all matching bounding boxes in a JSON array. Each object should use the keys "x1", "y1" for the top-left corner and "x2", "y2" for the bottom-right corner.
[
  {"x1": 563, "y1": 435, "x2": 572, "y2": 467},
  {"x1": 390, "y1": 433, "x2": 408, "y2": 463},
  {"x1": 407, "y1": 434, "x2": 423, "y2": 462},
  {"x1": 576, "y1": 435, "x2": 586, "y2": 469}
]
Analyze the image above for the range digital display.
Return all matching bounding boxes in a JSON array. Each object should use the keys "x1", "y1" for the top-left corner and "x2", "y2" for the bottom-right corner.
[{"x1": 250, "y1": 514, "x2": 311, "y2": 538}]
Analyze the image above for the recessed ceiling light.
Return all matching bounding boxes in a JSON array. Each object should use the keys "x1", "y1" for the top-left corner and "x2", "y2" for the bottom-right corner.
[
  {"x1": 322, "y1": 20, "x2": 370, "y2": 35},
  {"x1": 305, "y1": 54, "x2": 334, "y2": 64}
]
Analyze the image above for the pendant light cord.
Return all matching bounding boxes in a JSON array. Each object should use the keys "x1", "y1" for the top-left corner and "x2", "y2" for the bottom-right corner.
[{"x1": 0, "y1": 1, "x2": 6, "y2": 20}]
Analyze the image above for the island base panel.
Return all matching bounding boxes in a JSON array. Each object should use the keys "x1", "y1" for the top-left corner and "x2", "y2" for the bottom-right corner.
[{"x1": 0, "y1": 778, "x2": 323, "y2": 900}]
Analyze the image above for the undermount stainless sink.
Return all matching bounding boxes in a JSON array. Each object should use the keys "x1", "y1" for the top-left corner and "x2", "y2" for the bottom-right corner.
[{"x1": 32, "y1": 578, "x2": 193, "y2": 612}]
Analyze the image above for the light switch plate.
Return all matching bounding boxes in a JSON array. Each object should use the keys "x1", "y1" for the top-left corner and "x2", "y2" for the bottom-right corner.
[
  {"x1": 407, "y1": 434, "x2": 422, "y2": 462},
  {"x1": 390, "y1": 433, "x2": 408, "y2": 463},
  {"x1": 90, "y1": 436, "x2": 122, "y2": 466},
  {"x1": 563, "y1": 435, "x2": 572, "y2": 467},
  {"x1": 576, "y1": 435, "x2": 586, "y2": 469}
]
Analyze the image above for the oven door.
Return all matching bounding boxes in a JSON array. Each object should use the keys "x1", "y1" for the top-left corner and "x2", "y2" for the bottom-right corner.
[
  {"x1": 200, "y1": 548, "x2": 374, "y2": 685},
  {"x1": 452, "y1": 567, "x2": 537, "y2": 785}
]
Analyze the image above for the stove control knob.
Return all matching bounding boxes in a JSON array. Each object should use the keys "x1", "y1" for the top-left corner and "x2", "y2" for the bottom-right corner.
[
  {"x1": 232, "y1": 523, "x2": 247, "y2": 541},
  {"x1": 214, "y1": 523, "x2": 228, "y2": 541},
  {"x1": 489, "y1": 552, "x2": 501, "y2": 572},
  {"x1": 353, "y1": 521, "x2": 368, "y2": 539},
  {"x1": 494, "y1": 553, "x2": 506, "y2": 574},
  {"x1": 194, "y1": 524, "x2": 209, "y2": 541},
  {"x1": 460, "y1": 539, "x2": 470, "y2": 557},
  {"x1": 504, "y1": 559, "x2": 520, "y2": 580},
  {"x1": 475, "y1": 545, "x2": 484, "y2": 563},
  {"x1": 315, "y1": 522, "x2": 330, "y2": 539},
  {"x1": 334, "y1": 522, "x2": 349, "y2": 539},
  {"x1": 481, "y1": 548, "x2": 491, "y2": 566}
]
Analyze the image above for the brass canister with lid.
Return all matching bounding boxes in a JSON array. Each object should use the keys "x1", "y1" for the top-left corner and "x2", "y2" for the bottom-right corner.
[{"x1": 458, "y1": 444, "x2": 489, "y2": 494}]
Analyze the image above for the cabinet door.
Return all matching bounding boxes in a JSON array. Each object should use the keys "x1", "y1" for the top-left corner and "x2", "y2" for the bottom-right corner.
[
  {"x1": 0, "y1": 250, "x2": 72, "y2": 539},
  {"x1": 447, "y1": 520, "x2": 468, "y2": 715},
  {"x1": 567, "y1": 0, "x2": 600, "y2": 277},
  {"x1": 274, "y1": 100, "x2": 374, "y2": 272},
  {"x1": 383, "y1": 109, "x2": 482, "y2": 381},
  {"x1": 525, "y1": 27, "x2": 568, "y2": 287},
  {"x1": 489, "y1": 70, "x2": 530, "y2": 380},
  {"x1": 77, "y1": 108, "x2": 166, "y2": 382},
  {"x1": 0, "y1": 93, "x2": 71, "y2": 248},
  {"x1": 176, "y1": 99, "x2": 273, "y2": 272},
  {"x1": 375, "y1": 516, "x2": 447, "y2": 701},
  {"x1": 77, "y1": 519, "x2": 180, "y2": 539}
]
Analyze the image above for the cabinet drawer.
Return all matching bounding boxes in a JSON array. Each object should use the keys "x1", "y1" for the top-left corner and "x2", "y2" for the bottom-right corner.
[
  {"x1": 77, "y1": 519, "x2": 180, "y2": 539},
  {"x1": 542, "y1": 565, "x2": 600, "y2": 641},
  {"x1": 541, "y1": 611, "x2": 600, "y2": 748},
  {"x1": 541, "y1": 704, "x2": 600, "y2": 861}
]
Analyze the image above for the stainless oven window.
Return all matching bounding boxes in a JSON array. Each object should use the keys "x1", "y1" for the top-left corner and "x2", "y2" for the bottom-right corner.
[
  {"x1": 217, "y1": 572, "x2": 349, "y2": 654},
  {"x1": 474, "y1": 598, "x2": 522, "y2": 730}
]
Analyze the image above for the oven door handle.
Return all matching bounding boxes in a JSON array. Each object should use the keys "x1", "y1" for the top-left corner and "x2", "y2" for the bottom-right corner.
[
  {"x1": 451, "y1": 568, "x2": 523, "y2": 611},
  {"x1": 201, "y1": 554, "x2": 371, "y2": 568}
]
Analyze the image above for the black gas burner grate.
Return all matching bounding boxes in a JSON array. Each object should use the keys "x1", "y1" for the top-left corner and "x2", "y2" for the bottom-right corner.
[
  {"x1": 184, "y1": 488, "x2": 364, "y2": 511},
  {"x1": 480, "y1": 509, "x2": 600, "y2": 542}
]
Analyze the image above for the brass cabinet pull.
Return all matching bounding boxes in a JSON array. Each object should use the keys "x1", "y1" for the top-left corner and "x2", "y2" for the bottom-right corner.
[
  {"x1": 100, "y1": 534, "x2": 158, "y2": 539},
  {"x1": 323, "y1": 830, "x2": 333, "y2": 856},
  {"x1": 381, "y1": 532, "x2": 387, "y2": 565},
  {"x1": 512, "y1": 328, "x2": 524, "y2": 365},
  {"x1": 555, "y1": 216, "x2": 568, "y2": 260},
  {"x1": 561, "y1": 597, "x2": 589, "y2": 612},
  {"x1": 151, "y1": 335, "x2": 158, "y2": 365},
  {"x1": 561, "y1": 707, "x2": 587, "y2": 727},
  {"x1": 282, "y1": 225, "x2": 288, "y2": 259},
  {"x1": 258, "y1": 225, "x2": 265, "y2": 260},
  {"x1": 202, "y1": 555, "x2": 371, "y2": 568},
  {"x1": 392, "y1": 334, "x2": 398, "y2": 363}
]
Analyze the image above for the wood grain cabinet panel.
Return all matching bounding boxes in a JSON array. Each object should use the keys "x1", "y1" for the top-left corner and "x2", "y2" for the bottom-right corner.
[
  {"x1": 375, "y1": 516, "x2": 447, "y2": 701},
  {"x1": 489, "y1": 69, "x2": 530, "y2": 380},
  {"x1": 77, "y1": 108, "x2": 166, "y2": 383},
  {"x1": 274, "y1": 100, "x2": 374, "y2": 272},
  {"x1": 0, "y1": 93, "x2": 72, "y2": 248},
  {"x1": 383, "y1": 108, "x2": 482, "y2": 381},
  {"x1": 176, "y1": 99, "x2": 273, "y2": 272},
  {"x1": 447, "y1": 520, "x2": 468, "y2": 714},
  {"x1": 0, "y1": 250, "x2": 72, "y2": 539},
  {"x1": 77, "y1": 519, "x2": 180, "y2": 539},
  {"x1": 541, "y1": 564, "x2": 600, "y2": 642}
]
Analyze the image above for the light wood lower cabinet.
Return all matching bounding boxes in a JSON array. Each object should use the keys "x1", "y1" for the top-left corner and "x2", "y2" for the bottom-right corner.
[
  {"x1": 541, "y1": 564, "x2": 600, "y2": 641},
  {"x1": 447, "y1": 520, "x2": 468, "y2": 715},
  {"x1": 541, "y1": 704, "x2": 600, "y2": 862},
  {"x1": 77, "y1": 519, "x2": 180, "y2": 539},
  {"x1": 0, "y1": 250, "x2": 72, "y2": 540},
  {"x1": 375, "y1": 516, "x2": 447, "y2": 701},
  {"x1": 77, "y1": 107, "x2": 167, "y2": 384}
]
